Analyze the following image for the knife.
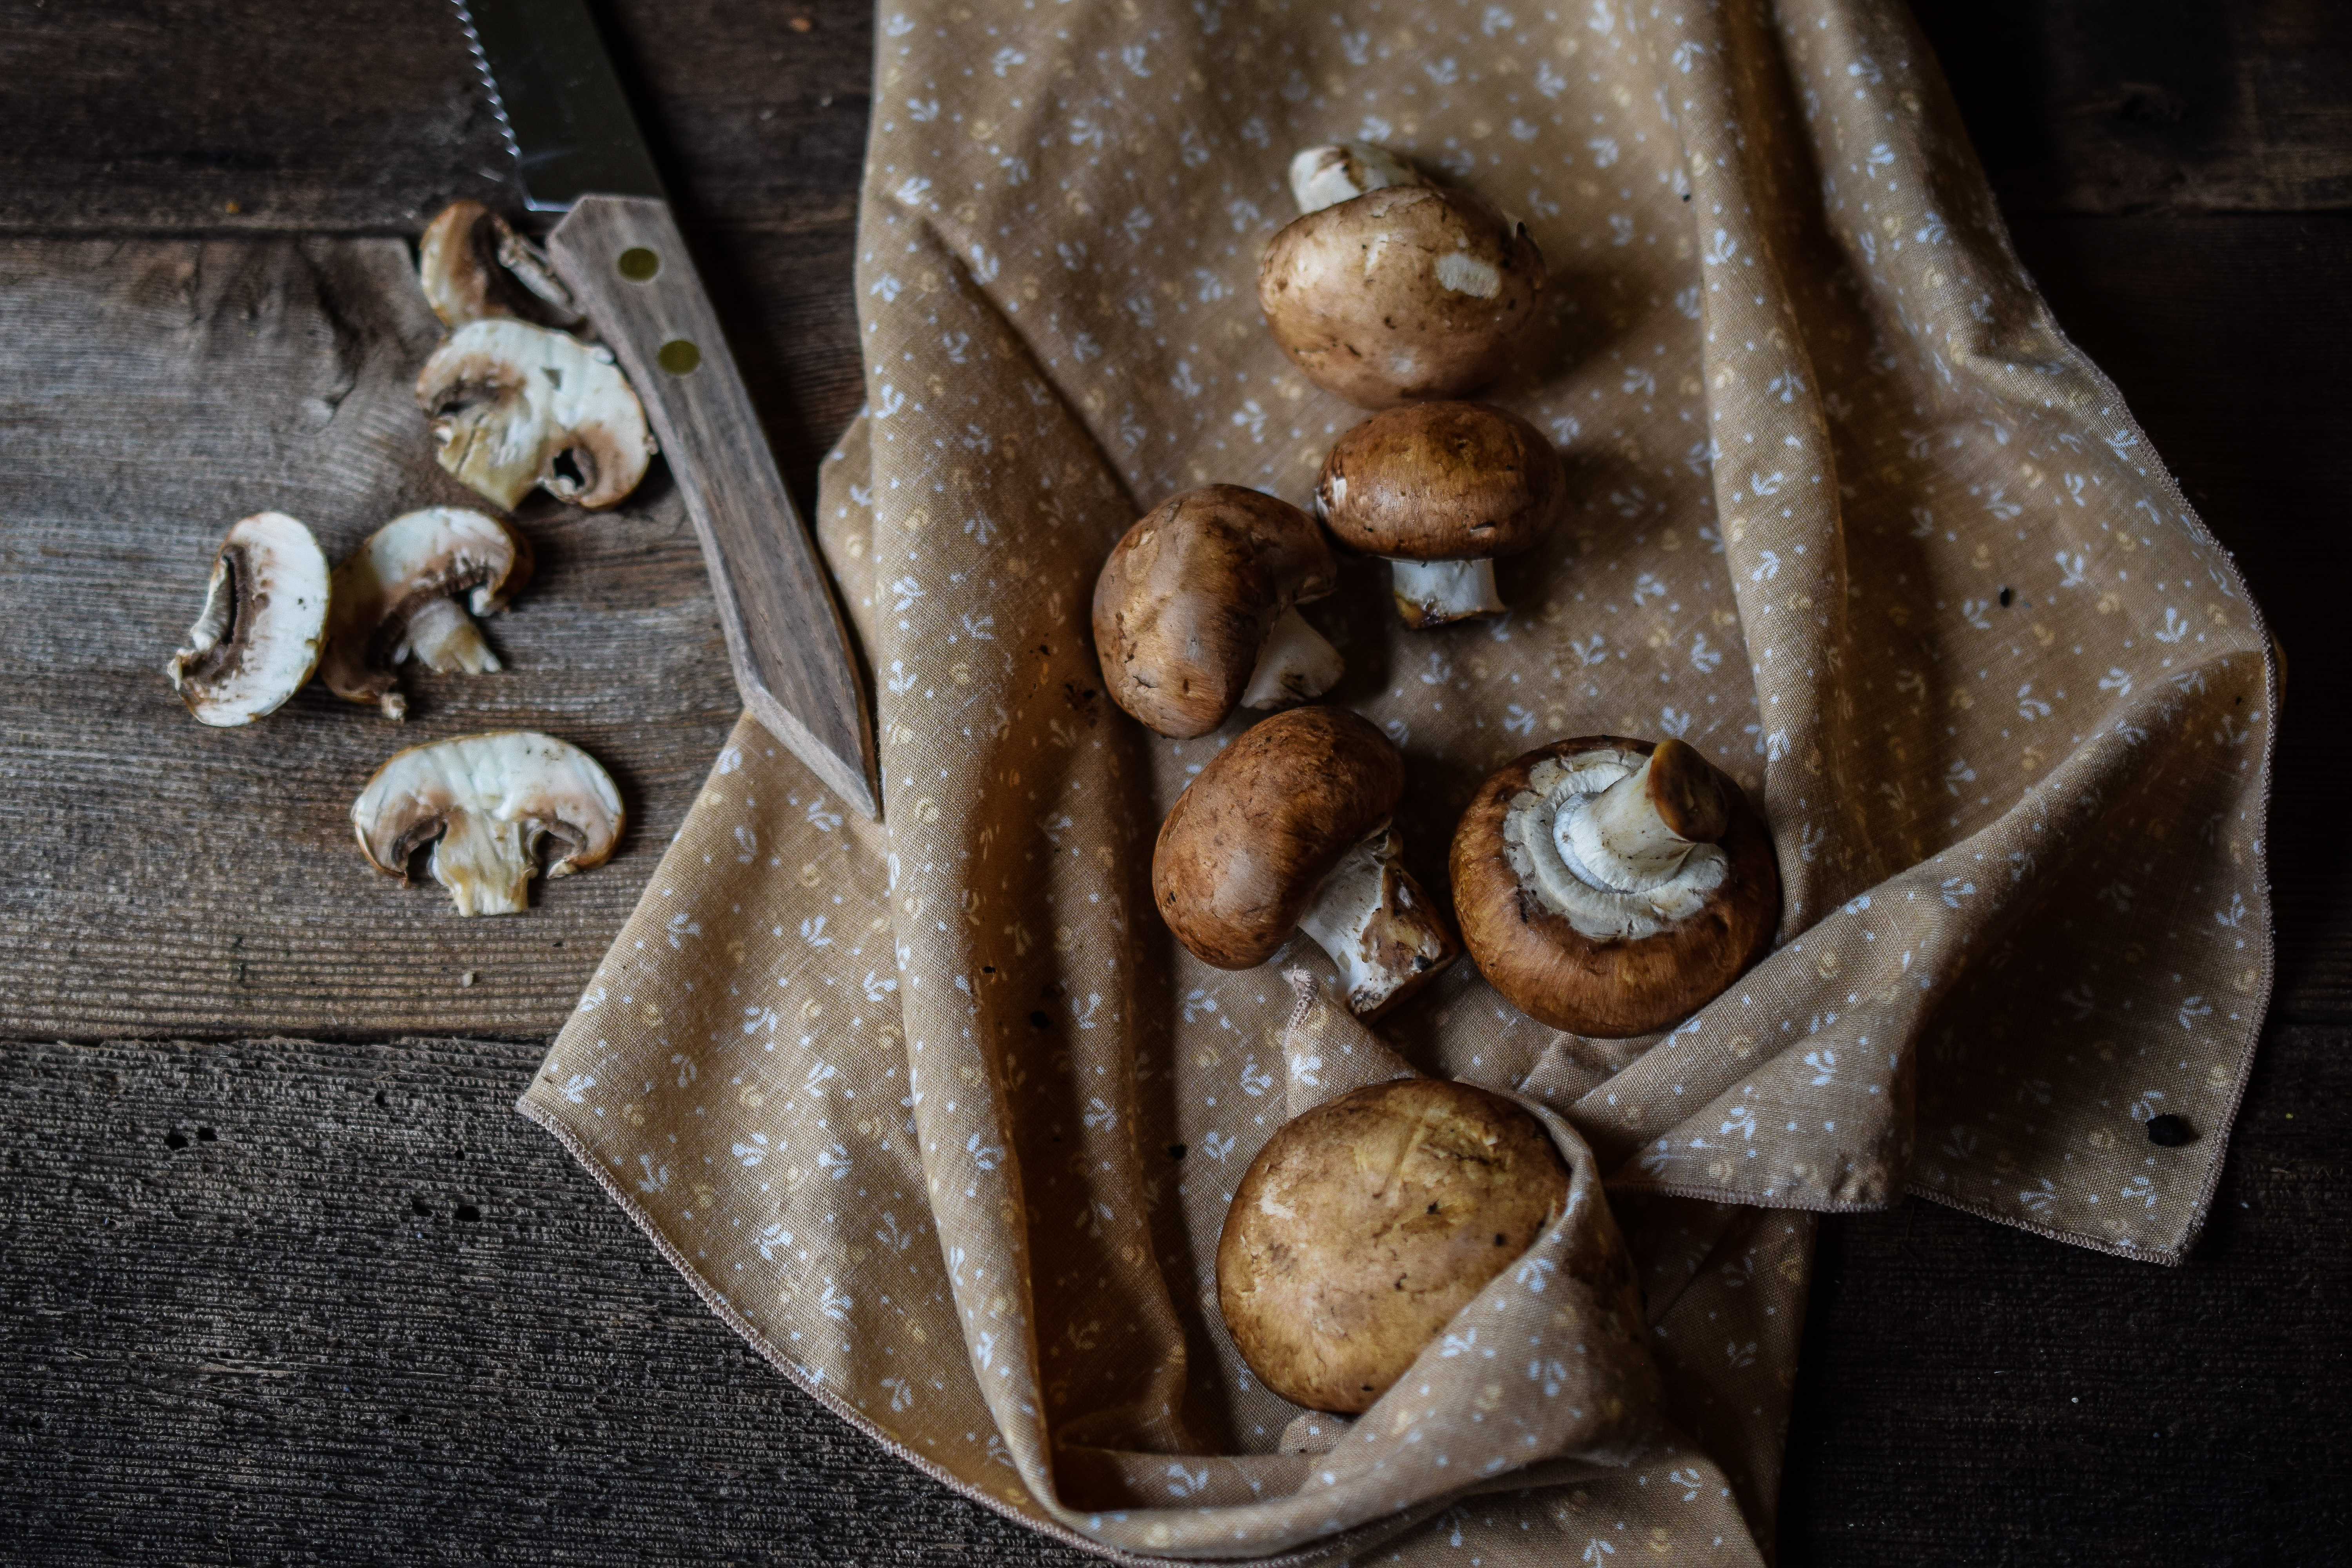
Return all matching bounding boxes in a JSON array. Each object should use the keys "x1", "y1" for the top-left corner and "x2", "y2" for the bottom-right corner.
[{"x1": 453, "y1": 0, "x2": 882, "y2": 821}]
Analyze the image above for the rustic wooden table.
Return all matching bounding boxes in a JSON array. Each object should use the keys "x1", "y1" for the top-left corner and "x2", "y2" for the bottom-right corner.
[{"x1": 3, "y1": 2, "x2": 2345, "y2": 1563}]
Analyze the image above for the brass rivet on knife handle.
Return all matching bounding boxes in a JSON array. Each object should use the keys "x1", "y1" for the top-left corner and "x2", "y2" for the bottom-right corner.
[{"x1": 547, "y1": 195, "x2": 881, "y2": 821}]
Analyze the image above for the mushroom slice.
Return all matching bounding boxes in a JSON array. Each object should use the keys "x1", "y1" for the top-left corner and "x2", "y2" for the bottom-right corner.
[
  {"x1": 415, "y1": 318, "x2": 656, "y2": 511},
  {"x1": 1451, "y1": 737, "x2": 1779, "y2": 1038},
  {"x1": 1093, "y1": 485, "x2": 1343, "y2": 738},
  {"x1": 352, "y1": 731, "x2": 624, "y2": 916},
  {"x1": 165, "y1": 512, "x2": 330, "y2": 726},
  {"x1": 1259, "y1": 145, "x2": 1545, "y2": 408},
  {"x1": 1315, "y1": 401, "x2": 1564, "y2": 628},
  {"x1": 321, "y1": 507, "x2": 533, "y2": 720},
  {"x1": 416, "y1": 199, "x2": 580, "y2": 329},
  {"x1": 1153, "y1": 706, "x2": 1458, "y2": 1019}
]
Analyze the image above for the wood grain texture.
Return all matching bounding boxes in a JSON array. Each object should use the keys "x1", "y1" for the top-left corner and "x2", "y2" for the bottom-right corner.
[
  {"x1": 1781, "y1": 1022, "x2": 2351, "y2": 1566},
  {"x1": 0, "y1": 237, "x2": 742, "y2": 1040},
  {"x1": 1911, "y1": 0, "x2": 2352, "y2": 213},
  {"x1": 0, "y1": 2, "x2": 2347, "y2": 1565},
  {"x1": 0, "y1": 1036, "x2": 1094, "y2": 1566},
  {"x1": 551, "y1": 195, "x2": 878, "y2": 818},
  {"x1": 0, "y1": 0, "x2": 875, "y2": 235}
]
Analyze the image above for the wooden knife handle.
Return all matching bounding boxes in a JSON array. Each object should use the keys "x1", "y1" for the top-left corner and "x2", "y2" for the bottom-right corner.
[{"x1": 548, "y1": 194, "x2": 880, "y2": 820}]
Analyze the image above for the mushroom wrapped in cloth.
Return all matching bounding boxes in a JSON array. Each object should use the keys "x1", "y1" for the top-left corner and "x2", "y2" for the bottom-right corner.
[
  {"x1": 352, "y1": 731, "x2": 624, "y2": 916},
  {"x1": 321, "y1": 507, "x2": 532, "y2": 720},
  {"x1": 416, "y1": 199, "x2": 580, "y2": 330},
  {"x1": 1093, "y1": 485, "x2": 1343, "y2": 739},
  {"x1": 165, "y1": 512, "x2": 330, "y2": 727},
  {"x1": 1153, "y1": 706, "x2": 1457, "y2": 1020},
  {"x1": 1451, "y1": 737, "x2": 1779, "y2": 1038},
  {"x1": 1258, "y1": 142, "x2": 1545, "y2": 408},
  {"x1": 1315, "y1": 401, "x2": 1564, "y2": 628},
  {"x1": 1218, "y1": 1077, "x2": 1571, "y2": 1413},
  {"x1": 415, "y1": 318, "x2": 655, "y2": 511}
]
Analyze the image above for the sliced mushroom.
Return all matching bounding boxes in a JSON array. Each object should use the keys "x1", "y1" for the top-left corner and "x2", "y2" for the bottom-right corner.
[
  {"x1": 352, "y1": 731, "x2": 624, "y2": 916},
  {"x1": 416, "y1": 318, "x2": 655, "y2": 511},
  {"x1": 1315, "y1": 401, "x2": 1563, "y2": 627},
  {"x1": 416, "y1": 199, "x2": 579, "y2": 329},
  {"x1": 1154, "y1": 706, "x2": 1457, "y2": 1019},
  {"x1": 1259, "y1": 144, "x2": 1545, "y2": 408},
  {"x1": 1093, "y1": 485, "x2": 1343, "y2": 738},
  {"x1": 165, "y1": 512, "x2": 330, "y2": 726},
  {"x1": 320, "y1": 507, "x2": 533, "y2": 720},
  {"x1": 1451, "y1": 737, "x2": 1778, "y2": 1037}
]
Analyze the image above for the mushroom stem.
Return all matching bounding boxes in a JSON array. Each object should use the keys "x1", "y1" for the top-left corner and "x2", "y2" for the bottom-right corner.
[
  {"x1": 1288, "y1": 143, "x2": 1429, "y2": 215},
  {"x1": 1561, "y1": 740, "x2": 1730, "y2": 894},
  {"x1": 1240, "y1": 606, "x2": 1344, "y2": 710},
  {"x1": 1294, "y1": 824, "x2": 1459, "y2": 1018},
  {"x1": 429, "y1": 809, "x2": 543, "y2": 916},
  {"x1": 1389, "y1": 558, "x2": 1505, "y2": 628},
  {"x1": 400, "y1": 595, "x2": 503, "y2": 675}
]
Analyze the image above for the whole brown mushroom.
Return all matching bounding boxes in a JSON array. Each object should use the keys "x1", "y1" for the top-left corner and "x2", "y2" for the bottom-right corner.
[
  {"x1": 1451, "y1": 737, "x2": 1778, "y2": 1038},
  {"x1": 1315, "y1": 401, "x2": 1564, "y2": 627},
  {"x1": 1218, "y1": 1077, "x2": 1571, "y2": 1414},
  {"x1": 1258, "y1": 143, "x2": 1545, "y2": 409},
  {"x1": 1153, "y1": 706, "x2": 1457, "y2": 1019},
  {"x1": 1094, "y1": 485, "x2": 1342, "y2": 739}
]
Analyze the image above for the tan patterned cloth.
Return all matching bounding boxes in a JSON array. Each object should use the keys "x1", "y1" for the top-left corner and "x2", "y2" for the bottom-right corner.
[{"x1": 519, "y1": 0, "x2": 2276, "y2": 1560}]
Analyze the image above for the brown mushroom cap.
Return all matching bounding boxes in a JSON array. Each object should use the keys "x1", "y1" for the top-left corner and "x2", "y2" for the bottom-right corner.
[
  {"x1": 1258, "y1": 185, "x2": 1545, "y2": 409},
  {"x1": 1093, "y1": 486, "x2": 1339, "y2": 738},
  {"x1": 1217, "y1": 1077, "x2": 1571, "y2": 1414},
  {"x1": 1153, "y1": 706, "x2": 1401, "y2": 969},
  {"x1": 1314, "y1": 401, "x2": 1564, "y2": 561},
  {"x1": 1451, "y1": 736, "x2": 1779, "y2": 1038}
]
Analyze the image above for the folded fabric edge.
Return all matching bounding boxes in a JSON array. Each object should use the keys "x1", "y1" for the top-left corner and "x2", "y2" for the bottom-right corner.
[
  {"x1": 1926, "y1": 56, "x2": 2287, "y2": 1271},
  {"x1": 513, "y1": 1092, "x2": 1461, "y2": 1568}
]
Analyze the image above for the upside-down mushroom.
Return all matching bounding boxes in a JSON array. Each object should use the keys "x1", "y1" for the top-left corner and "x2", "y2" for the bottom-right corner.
[
  {"x1": 1259, "y1": 143, "x2": 1545, "y2": 408},
  {"x1": 165, "y1": 512, "x2": 330, "y2": 727},
  {"x1": 415, "y1": 318, "x2": 655, "y2": 511},
  {"x1": 1451, "y1": 737, "x2": 1778, "y2": 1037},
  {"x1": 1153, "y1": 706, "x2": 1457, "y2": 1019},
  {"x1": 320, "y1": 507, "x2": 532, "y2": 720},
  {"x1": 352, "y1": 731, "x2": 624, "y2": 916},
  {"x1": 1314, "y1": 401, "x2": 1564, "y2": 627},
  {"x1": 1094, "y1": 485, "x2": 1343, "y2": 738}
]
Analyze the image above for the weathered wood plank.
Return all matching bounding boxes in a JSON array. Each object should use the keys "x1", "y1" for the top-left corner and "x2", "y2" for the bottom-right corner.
[
  {"x1": 1913, "y1": 0, "x2": 2352, "y2": 213},
  {"x1": 0, "y1": 1035, "x2": 1089, "y2": 1565},
  {"x1": 1781, "y1": 1021, "x2": 2351, "y2": 1565},
  {"x1": 0, "y1": 231, "x2": 858, "y2": 1040},
  {"x1": 1, "y1": 3, "x2": 2340, "y2": 235},
  {"x1": 2, "y1": 1022, "x2": 2341, "y2": 1563},
  {"x1": 0, "y1": 0, "x2": 874, "y2": 235}
]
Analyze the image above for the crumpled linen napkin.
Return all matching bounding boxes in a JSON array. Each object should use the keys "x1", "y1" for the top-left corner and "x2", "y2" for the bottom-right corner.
[{"x1": 519, "y1": 0, "x2": 2276, "y2": 1560}]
